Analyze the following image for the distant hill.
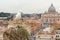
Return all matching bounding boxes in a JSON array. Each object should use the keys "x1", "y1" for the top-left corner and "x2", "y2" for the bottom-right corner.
[
  {"x1": 0, "y1": 12, "x2": 15, "y2": 20},
  {"x1": 0, "y1": 12, "x2": 10, "y2": 17}
]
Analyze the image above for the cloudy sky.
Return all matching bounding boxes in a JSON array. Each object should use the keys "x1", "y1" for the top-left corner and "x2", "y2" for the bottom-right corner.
[{"x1": 0, "y1": 0, "x2": 60, "y2": 13}]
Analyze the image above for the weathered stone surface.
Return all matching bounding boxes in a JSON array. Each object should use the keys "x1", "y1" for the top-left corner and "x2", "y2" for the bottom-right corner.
[{"x1": 3, "y1": 26, "x2": 30, "y2": 40}]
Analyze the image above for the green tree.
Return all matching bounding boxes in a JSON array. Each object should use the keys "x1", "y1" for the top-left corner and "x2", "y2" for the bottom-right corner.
[{"x1": 3, "y1": 26, "x2": 30, "y2": 40}]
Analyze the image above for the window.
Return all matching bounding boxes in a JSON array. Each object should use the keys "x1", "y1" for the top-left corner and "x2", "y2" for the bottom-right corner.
[
  {"x1": 53, "y1": 19, "x2": 55, "y2": 22},
  {"x1": 58, "y1": 19, "x2": 59, "y2": 21},
  {"x1": 45, "y1": 19, "x2": 48, "y2": 22},
  {"x1": 56, "y1": 35, "x2": 59, "y2": 37},
  {"x1": 38, "y1": 36, "x2": 40, "y2": 38},
  {"x1": 49, "y1": 19, "x2": 52, "y2": 22},
  {"x1": 56, "y1": 30, "x2": 60, "y2": 34}
]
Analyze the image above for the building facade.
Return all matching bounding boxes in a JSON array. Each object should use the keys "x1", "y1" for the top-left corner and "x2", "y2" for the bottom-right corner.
[{"x1": 34, "y1": 4, "x2": 60, "y2": 40}]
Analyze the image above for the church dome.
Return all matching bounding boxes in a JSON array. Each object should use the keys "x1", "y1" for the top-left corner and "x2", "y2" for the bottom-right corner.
[{"x1": 48, "y1": 4, "x2": 56, "y2": 12}]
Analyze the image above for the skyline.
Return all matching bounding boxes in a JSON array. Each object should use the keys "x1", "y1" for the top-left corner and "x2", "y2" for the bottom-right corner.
[{"x1": 0, "y1": 0, "x2": 60, "y2": 13}]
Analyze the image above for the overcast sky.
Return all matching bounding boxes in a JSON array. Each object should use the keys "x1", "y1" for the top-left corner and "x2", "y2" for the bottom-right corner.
[{"x1": 0, "y1": 0, "x2": 60, "y2": 13}]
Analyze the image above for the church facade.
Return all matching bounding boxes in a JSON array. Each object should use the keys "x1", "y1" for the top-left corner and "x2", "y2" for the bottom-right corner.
[
  {"x1": 31, "y1": 4, "x2": 60, "y2": 40},
  {"x1": 41, "y1": 4, "x2": 60, "y2": 26}
]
